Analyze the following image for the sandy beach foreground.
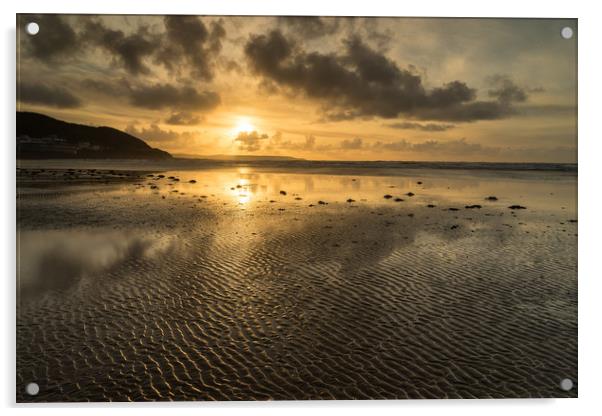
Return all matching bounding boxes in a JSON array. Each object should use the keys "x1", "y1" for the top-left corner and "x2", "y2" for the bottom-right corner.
[{"x1": 16, "y1": 164, "x2": 577, "y2": 401}]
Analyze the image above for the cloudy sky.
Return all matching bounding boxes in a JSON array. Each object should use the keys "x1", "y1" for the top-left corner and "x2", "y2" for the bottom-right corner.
[{"x1": 17, "y1": 15, "x2": 577, "y2": 162}]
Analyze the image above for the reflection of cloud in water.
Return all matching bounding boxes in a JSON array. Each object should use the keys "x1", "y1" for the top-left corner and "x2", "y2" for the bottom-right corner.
[
  {"x1": 18, "y1": 229, "x2": 179, "y2": 299},
  {"x1": 244, "y1": 208, "x2": 470, "y2": 282}
]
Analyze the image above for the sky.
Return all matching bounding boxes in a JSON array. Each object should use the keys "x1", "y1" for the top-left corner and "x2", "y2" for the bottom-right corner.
[{"x1": 17, "y1": 15, "x2": 577, "y2": 162}]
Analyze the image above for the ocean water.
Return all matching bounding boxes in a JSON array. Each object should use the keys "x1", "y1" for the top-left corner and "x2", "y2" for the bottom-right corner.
[{"x1": 17, "y1": 158, "x2": 577, "y2": 173}]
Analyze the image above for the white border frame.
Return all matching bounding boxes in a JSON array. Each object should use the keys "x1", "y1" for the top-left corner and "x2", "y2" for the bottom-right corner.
[{"x1": 2, "y1": 1, "x2": 600, "y2": 415}]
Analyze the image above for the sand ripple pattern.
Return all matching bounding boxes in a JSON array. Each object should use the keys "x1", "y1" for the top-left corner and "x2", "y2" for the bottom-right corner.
[{"x1": 17, "y1": 186, "x2": 577, "y2": 401}]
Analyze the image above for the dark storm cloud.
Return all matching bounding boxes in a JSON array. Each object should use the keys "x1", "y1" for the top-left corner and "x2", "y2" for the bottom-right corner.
[
  {"x1": 125, "y1": 124, "x2": 197, "y2": 144},
  {"x1": 21, "y1": 15, "x2": 79, "y2": 62},
  {"x1": 244, "y1": 31, "x2": 423, "y2": 118},
  {"x1": 486, "y1": 74, "x2": 528, "y2": 104},
  {"x1": 245, "y1": 30, "x2": 532, "y2": 122},
  {"x1": 83, "y1": 20, "x2": 158, "y2": 75},
  {"x1": 234, "y1": 131, "x2": 269, "y2": 152},
  {"x1": 18, "y1": 82, "x2": 82, "y2": 108},
  {"x1": 80, "y1": 78, "x2": 130, "y2": 96},
  {"x1": 79, "y1": 77, "x2": 221, "y2": 115},
  {"x1": 128, "y1": 83, "x2": 220, "y2": 112},
  {"x1": 278, "y1": 16, "x2": 340, "y2": 39},
  {"x1": 81, "y1": 78, "x2": 117, "y2": 93},
  {"x1": 23, "y1": 15, "x2": 226, "y2": 80},
  {"x1": 155, "y1": 16, "x2": 226, "y2": 81},
  {"x1": 363, "y1": 20, "x2": 393, "y2": 51},
  {"x1": 387, "y1": 122, "x2": 456, "y2": 132},
  {"x1": 126, "y1": 124, "x2": 180, "y2": 142},
  {"x1": 427, "y1": 81, "x2": 476, "y2": 107},
  {"x1": 164, "y1": 112, "x2": 202, "y2": 126}
]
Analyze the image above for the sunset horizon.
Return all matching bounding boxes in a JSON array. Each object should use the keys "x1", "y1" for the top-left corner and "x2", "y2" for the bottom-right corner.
[{"x1": 17, "y1": 15, "x2": 577, "y2": 163}]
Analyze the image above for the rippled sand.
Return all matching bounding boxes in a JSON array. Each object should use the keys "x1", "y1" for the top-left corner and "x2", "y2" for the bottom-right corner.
[{"x1": 17, "y1": 166, "x2": 577, "y2": 401}]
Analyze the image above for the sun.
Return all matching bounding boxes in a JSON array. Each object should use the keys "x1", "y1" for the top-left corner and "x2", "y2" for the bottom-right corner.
[{"x1": 233, "y1": 117, "x2": 256, "y2": 136}]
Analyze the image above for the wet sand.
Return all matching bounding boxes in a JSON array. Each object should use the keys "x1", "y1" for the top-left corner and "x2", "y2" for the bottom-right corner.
[{"x1": 16, "y1": 165, "x2": 577, "y2": 401}]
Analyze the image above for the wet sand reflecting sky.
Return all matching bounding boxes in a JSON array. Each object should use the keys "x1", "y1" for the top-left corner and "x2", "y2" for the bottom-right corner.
[{"x1": 17, "y1": 166, "x2": 577, "y2": 401}]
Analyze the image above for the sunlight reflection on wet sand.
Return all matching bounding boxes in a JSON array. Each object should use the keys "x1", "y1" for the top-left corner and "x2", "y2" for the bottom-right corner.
[
  {"x1": 16, "y1": 165, "x2": 577, "y2": 401},
  {"x1": 120, "y1": 167, "x2": 577, "y2": 216}
]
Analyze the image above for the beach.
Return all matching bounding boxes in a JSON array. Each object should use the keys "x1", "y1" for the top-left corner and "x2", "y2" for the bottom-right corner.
[{"x1": 16, "y1": 162, "x2": 578, "y2": 401}]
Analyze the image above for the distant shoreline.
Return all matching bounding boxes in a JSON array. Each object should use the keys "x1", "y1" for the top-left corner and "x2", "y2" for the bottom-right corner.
[{"x1": 17, "y1": 158, "x2": 577, "y2": 173}]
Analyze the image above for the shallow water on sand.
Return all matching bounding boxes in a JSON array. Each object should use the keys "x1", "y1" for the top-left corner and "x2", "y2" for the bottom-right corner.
[
  {"x1": 17, "y1": 166, "x2": 577, "y2": 401},
  {"x1": 128, "y1": 167, "x2": 577, "y2": 214}
]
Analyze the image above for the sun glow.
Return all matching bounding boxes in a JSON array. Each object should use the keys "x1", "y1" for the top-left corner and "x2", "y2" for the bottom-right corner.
[{"x1": 233, "y1": 117, "x2": 256, "y2": 136}]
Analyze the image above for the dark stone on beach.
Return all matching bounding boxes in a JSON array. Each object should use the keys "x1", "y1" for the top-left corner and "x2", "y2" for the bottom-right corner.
[
  {"x1": 158, "y1": 175, "x2": 165, "y2": 178},
  {"x1": 408, "y1": 213, "x2": 414, "y2": 217},
  {"x1": 569, "y1": 219, "x2": 577, "y2": 223},
  {"x1": 318, "y1": 200, "x2": 327, "y2": 205},
  {"x1": 308, "y1": 204, "x2": 315, "y2": 207},
  {"x1": 485, "y1": 196, "x2": 498, "y2": 201},
  {"x1": 427, "y1": 204, "x2": 436, "y2": 208},
  {"x1": 295, "y1": 197, "x2": 303, "y2": 200},
  {"x1": 508, "y1": 205, "x2": 527, "y2": 210},
  {"x1": 150, "y1": 185, "x2": 158, "y2": 189},
  {"x1": 465, "y1": 205, "x2": 482, "y2": 209},
  {"x1": 447, "y1": 208, "x2": 459, "y2": 211},
  {"x1": 406, "y1": 192, "x2": 415, "y2": 197},
  {"x1": 168, "y1": 176, "x2": 175, "y2": 179},
  {"x1": 394, "y1": 198, "x2": 404, "y2": 202},
  {"x1": 346, "y1": 198, "x2": 355, "y2": 203},
  {"x1": 146, "y1": 174, "x2": 154, "y2": 177},
  {"x1": 280, "y1": 190, "x2": 287, "y2": 195},
  {"x1": 384, "y1": 194, "x2": 393, "y2": 199},
  {"x1": 450, "y1": 225, "x2": 459, "y2": 229},
  {"x1": 269, "y1": 200, "x2": 276, "y2": 203},
  {"x1": 189, "y1": 180, "x2": 197, "y2": 183},
  {"x1": 417, "y1": 181, "x2": 422, "y2": 184}
]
